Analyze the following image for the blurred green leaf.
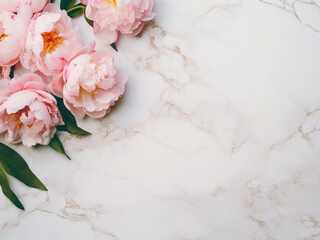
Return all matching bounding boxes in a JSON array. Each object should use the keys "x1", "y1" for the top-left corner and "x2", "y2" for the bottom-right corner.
[
  {"x1": 56, "y1": 125, "x2": 67, "y2": 132},
  {"x1": 56, "y1": 97, "x2": 91, "y2": 136},
  {"x1": 60, "y1": 0, "x2": 76, "y2": 11},
  {"x1": 0, "y1": 143, "x2": 47, "y2": 191},
  {"x1": 0, "y1": 167, "x2": 24, "y2": 210},
  {"x1": 110, "y1": 43, "x2": 118, "y2": 52},
  {"x1": 83, "y1": 5, "x2": 93, "y2": 27},
  {"x1": 49, "y1": 134, "x2": 71, "y2": 160},
  {"x1": 66, "y1": 3, "x2": 85, "y2": 18},
  {"x1": 84, "y1": 13, "x2": 93, "y2": 27},
  {"x1": 9, "y1": 65, "x2": 14, "y2": 79}
]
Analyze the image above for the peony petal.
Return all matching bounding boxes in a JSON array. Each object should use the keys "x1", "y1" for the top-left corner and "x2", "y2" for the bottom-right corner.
[
  {"x1": 51, "y1": 72, "x2": 64, "y2": 97},
  {"x1": 93, "y1": 22, "x2": 118, "y2": 44}
]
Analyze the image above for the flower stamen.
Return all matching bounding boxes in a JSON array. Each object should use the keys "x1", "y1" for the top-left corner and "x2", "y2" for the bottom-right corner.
[
  {"x1": 41, "y1": 30, "x2": 64, "y2": 54},
  {"x1": 0, "y1": 33, "x2": 7, "y2": 42},
  {"x1": 107, "y1": 0, "x2": 117, "y2": 7},
  {"x1": 105, "y1": 0, "x2": 123, "y2": 12},
  {"x1": 80, "y1": 85, "x2": 98, "y2": 96},
  {"x1": 15, "y1": 119, "x2": 22, "y2": 129},
  {"x1": 9, "y1": 106, "x2": 31, "y2": 129}
]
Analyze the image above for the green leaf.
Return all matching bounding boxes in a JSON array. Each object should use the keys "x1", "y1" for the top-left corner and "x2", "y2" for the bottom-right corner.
[
  {"x1": 9, "y1": 65, "x2": 15, "y2": 79},
  {"x1": 50, "y1": 0, "x2": 55, "y2": 3},
  {"x1": 110, "y1": 43, "x2": 118, "y2": 52},
  {"x1": 56, "y1": 97, "x2": 91, "y2": 136},
  {"x1": 83, "y1": 5, "x2": 93, "y2": 27},
  {"x1": 56, "y1": 125, "x2": 68, "y2": 132},
  {"x1": 67, "y1": 7, "x2": 83, "y2": 18},
  {"x1": 60, "y1": 0, "x2": 76, "y2": 11},
  {"x1": 84, "y1": 14, "x2": 93, "y2": 27},
  {"x1": 0, "y1": 143, "x2": 47, "y2": 191},
  {"x1": 0, "y1": 167, "x2": 24, "y2": 210},
  {"x1": 49, "y1": 134, "x2": 71, "y2": 160},
  {"x1": 66, "y1": 3, "x2": 85, "y2": 18}
]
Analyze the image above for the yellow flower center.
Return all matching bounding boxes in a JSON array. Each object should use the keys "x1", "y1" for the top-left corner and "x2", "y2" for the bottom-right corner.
[
  {"x1": 80, "y1": 85, "x2": 98, "y2": 96},
  {"x1": 0, "y1": 33, "x2": 7, "y2": 42},
  {"x1": 105, "y1": 0, "x2": 123, "y2": 11},
  {"x1": 107, "y1": 0, "x2": 117, "y2": 7},
  {"x1": 15, "y1": 119, "x2": 22, "y2": 129},
  {"x1": 41, "y1": 30, "x2": 64, "y2": 54},
  {"x1": 9, "y1": 106, "x2": 31, "y2": 129}
]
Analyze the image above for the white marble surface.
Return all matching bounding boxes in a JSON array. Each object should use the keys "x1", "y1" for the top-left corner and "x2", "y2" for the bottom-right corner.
[{"x1": 1, "y1": 0, "x2": 320, "y2": 239}]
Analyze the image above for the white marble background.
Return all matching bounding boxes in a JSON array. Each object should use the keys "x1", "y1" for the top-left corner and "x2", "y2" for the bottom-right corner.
[{"x1": 1, "y1": 0, "x2": 320, "y2": 239}]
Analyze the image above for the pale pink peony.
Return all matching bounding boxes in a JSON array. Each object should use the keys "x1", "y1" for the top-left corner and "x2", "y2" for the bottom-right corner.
[
  {"x1": 0, "y1": 73, "x2": 63, "y2": 146},
  {"x1": 0, "y1": 0, "x2": 48, "y2": 14},
  {"x1": 14, "y1": 61, "x2": 53, "y2": 86},
  {"x1": 0, "y1": 7, "x2": 32, "y2": 67},
  {"x1": 20, "y1": 4, "x2": 82, "y2": 88},
  {"x1": 83, "y1": 0, "x2": 154, "y2": 44},
  {"x1": 62, "y1": 43, "x2": 126, "y2": 119}
]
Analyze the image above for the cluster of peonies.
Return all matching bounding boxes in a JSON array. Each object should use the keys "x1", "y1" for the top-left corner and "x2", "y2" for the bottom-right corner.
[
  {"x1": 0, "y1": 0, "x2": 153, "y2": 147},
  {"x1": 82, "y1": 0, "x2": 154, "y2": 44}
]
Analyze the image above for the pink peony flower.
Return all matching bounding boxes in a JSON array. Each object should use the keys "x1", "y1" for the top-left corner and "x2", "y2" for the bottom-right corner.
[
  {"x1": 83, "y1": 0, "x2": 154, "y2": 44},
  {"x1": 0, "y1": 67, "x2": 10, "y2": 79},
  {"x1": 14, "y1": 61, "x2": 53, "y2": 86},
  {"x1": 0, "y1": 73, "x2": 63, "y2": 146},
  {"x1": 62, "y1": 43, "x2": 126, "y2": 119},
  {"x1": 20, "y1": 4, "x2": 81, "y2": 86},
  {"x1": 0, "y1": 0, "x2": 48, "y2": 14},
  {"x1": 0, "y1": 7, "x2": 32, "y2": 67}
]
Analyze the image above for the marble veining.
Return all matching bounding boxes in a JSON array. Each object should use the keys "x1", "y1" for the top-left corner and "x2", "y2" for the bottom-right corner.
[{"x1": 1, "y1": 0, "x2": 320, "y2": 239}]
